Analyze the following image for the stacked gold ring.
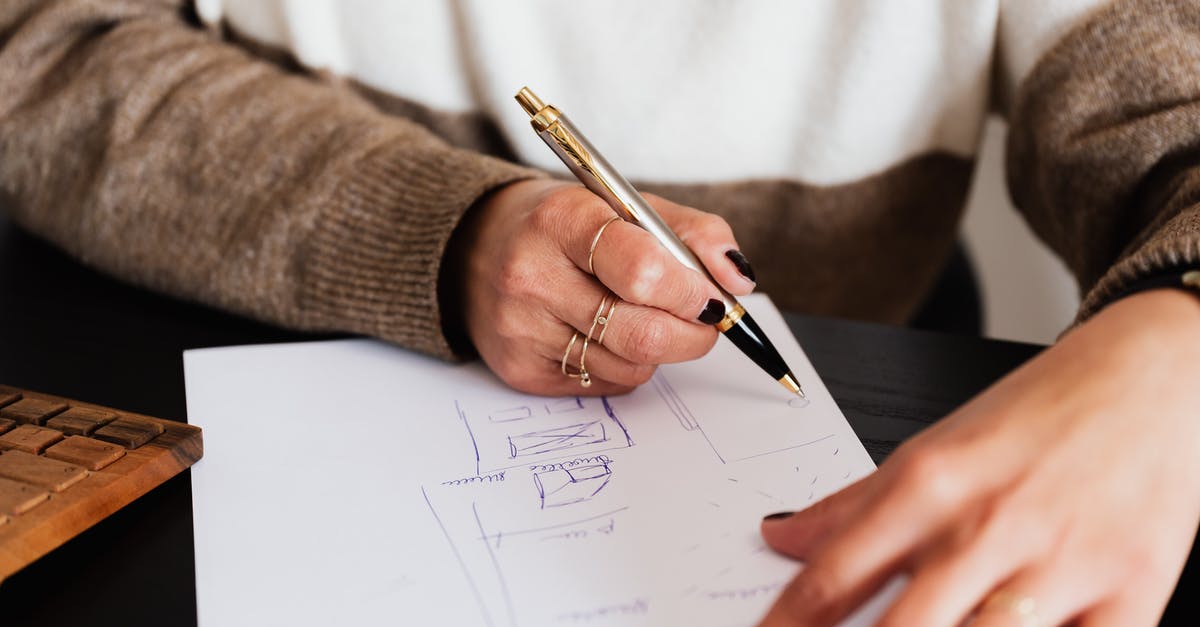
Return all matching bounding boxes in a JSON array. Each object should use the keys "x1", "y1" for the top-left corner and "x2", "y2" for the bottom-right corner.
[{"x1": 561, "y1": 292, "x2": 620, "y2": 388}]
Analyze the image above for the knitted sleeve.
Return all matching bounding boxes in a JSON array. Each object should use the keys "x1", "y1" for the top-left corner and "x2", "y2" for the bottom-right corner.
[
  {"x1": 0, "y1": 0, "x2": 541, "y2": 358},
  {"x1": 1002, "y1": 0, "x2": 1200, "y2": 323}
]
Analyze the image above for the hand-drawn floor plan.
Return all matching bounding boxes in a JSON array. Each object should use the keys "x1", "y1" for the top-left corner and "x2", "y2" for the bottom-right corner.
[{"x1": 422, "y1": 366, "x2": 873, "y2": 626}]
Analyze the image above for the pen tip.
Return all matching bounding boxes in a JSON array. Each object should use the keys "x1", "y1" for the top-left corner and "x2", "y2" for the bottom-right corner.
[{"x1": 779, "y1": 373, "x2": 804, "y2": 398}]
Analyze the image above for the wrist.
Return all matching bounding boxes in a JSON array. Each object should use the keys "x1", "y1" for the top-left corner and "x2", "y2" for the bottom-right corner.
[{"x1": 1087, "y1": 288, "x2": 1200, "y2": 363}]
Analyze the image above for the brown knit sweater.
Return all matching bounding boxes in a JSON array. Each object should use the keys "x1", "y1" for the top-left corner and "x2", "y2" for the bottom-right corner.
[{"x1": 0, "y1": 0, "x2": 1198, "y2": 360}]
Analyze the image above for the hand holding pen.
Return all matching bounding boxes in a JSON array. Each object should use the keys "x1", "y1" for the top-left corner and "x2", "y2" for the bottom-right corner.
[
  {"x1": 449, "y1": 175, "x2": 754, "y2": 396},
  {"x1": 443, "y1": 87, "x2": 800, "y2": 397},
  {"x1": 515, "y1": 87, "x2": 803, "y2": 396}
]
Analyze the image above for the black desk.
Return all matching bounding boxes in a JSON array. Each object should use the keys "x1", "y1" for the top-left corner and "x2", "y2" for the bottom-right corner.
[{"x1": 0, "y1": 215, "x2": 1192, "y2": 626}]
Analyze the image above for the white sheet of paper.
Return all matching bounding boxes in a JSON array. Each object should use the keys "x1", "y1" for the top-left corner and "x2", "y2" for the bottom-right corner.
[{"x1": 186, "y1": 294, "x2": 894, "y2": 626}]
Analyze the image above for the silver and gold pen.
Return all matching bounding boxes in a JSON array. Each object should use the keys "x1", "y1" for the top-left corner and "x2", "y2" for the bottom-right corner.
[{"x1": 515, "y1": 87, "x2": 804, "y2": 398}]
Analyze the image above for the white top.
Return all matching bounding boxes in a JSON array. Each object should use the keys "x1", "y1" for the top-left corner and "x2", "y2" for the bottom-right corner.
[{"x1": 195, "y1": 0, "x2": 1108, "y2": 185}]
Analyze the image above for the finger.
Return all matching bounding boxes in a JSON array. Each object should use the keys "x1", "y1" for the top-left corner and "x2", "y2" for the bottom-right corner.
[
  {"x1": 762, "y1": 499, "x2": 930, "y2": 624},
  {"x1": 488, "y1": 350, "x2": 636, "y2": 398},
  {"x1": 760, "y1": 475, "x2": 875, "y2": 559},
  {"x1": 645, "y1": 194, "x2": 755, "y2": 295},
  {"x1": 534, "y1": 325, "x2": 657, "y2": 390},
  {"x1": 971, "y1": 565, "x2": 1103, "y2": 627},
  {"x1": 874, "y1": 509, "x2": 1037, "y2": 627},
  {"x1": 762, "y1": 451, "x2": 977, "y2": 625},
  {"x1": 548, "y1": 269, "x2": 719, "y2": 365},
  {"x1": 582, "y1": 219, "x2": 728, "y2": 325}
]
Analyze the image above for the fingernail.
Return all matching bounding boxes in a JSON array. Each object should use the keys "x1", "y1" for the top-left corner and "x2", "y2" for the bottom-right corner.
[
  {"x1": 725, "y1": 249, "x2": 756, "y2": 283},
  {"x1": 698, "y1": 299, "x2": 725, "y2": 325},
  {"x1": 763, "y1": 511, "x2": 794, "y2": 522}
]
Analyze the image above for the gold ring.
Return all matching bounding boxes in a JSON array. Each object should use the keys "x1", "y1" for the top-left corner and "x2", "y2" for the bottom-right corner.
[
  {"x1": 578, "y1": 335, "x2": 593, "y2": 387},
  {"x1": 979, "y1": 591, "x2": 1044, "y2": 627},
  {"x1": 596, "y1": 299, "x2": 618, "y2": 346},
  {"x1": 588, "y1": 216, "x2": 623, "y2": 275},
  {"x1": 585, "y1": 294, "x2": 612, "y2": 341},
  {"x1": 560, "y1": 331, "x2": 592, "y2": 388},
  {"x1": 577, "y1": 293, "x2": 614, "y2": 388}
]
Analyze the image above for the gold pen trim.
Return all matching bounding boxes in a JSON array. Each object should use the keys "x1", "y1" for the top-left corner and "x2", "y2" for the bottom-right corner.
[
  {"x1": 517, "y1": 86, "x2": 639, "y2": 223},
  {"x1": 1183, "y1": 270, "x2": 1200, "y2": 289},
  {"x1": 779, "y1": 373, "x2": 804, "y2": 398},
  {"x1": 715, "y1": 303, "x2": 746, "y2": 333}
]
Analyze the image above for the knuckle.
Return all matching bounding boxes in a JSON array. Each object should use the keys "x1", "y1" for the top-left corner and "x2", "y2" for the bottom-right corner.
[
  {"x1": 528, "y1": 193, "x2": 569, "y2": 232},
  {"x1": 496, "y1": 259, "x2": 532, "y2": 297},
  {"x1": 625, "y1": 316, "x2": 671, "y2": 364},
  {"x1": 895, "y1": 450, "x2": 964, "y2": 507},
  {"x1": 625, "y1": 257, "x2": 666, "y2": 304}
]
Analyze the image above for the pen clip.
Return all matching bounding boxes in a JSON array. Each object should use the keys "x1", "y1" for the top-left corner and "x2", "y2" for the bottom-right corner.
[{"x1": 546, "y1": 123, "x2": 597, "y2": 180}]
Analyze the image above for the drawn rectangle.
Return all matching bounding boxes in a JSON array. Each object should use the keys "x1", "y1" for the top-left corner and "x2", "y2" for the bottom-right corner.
[
  {"x1": 488, "y1": 406, "x2": 532, "y2": 423},
  {"x1": 508, "y1": 421, "x2": 606, "y2": 459}
]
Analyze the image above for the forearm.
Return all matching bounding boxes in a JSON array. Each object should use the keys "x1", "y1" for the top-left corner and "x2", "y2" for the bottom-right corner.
[{"x1": 0, "y1": 0, "x2": 540, "y2": 358}]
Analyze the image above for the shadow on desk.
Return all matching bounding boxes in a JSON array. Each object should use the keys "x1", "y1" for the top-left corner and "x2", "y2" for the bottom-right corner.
[{"x1": 0, "y1": 215, "x2": 1194, "y2": 626}]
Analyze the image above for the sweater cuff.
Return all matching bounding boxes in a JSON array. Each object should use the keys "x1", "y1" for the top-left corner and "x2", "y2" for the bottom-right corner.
[
  {"x1": 1075, "y1": 205, "x2": 1200, "y2": 324},
  {"x1": 294, "y1": 140, "x2": 543, "y2": 360}
]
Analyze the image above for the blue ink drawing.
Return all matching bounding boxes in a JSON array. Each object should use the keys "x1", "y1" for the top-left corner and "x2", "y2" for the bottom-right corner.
[
  {"x1": 459, "y1": 396, "x2": 633, "y2": 474},
  {"x1": 508, "y1": 421, "x2": 607, "y2": 459},
  {"x1": 533, "y1": 462, "x2": 612, "y2": 508}
]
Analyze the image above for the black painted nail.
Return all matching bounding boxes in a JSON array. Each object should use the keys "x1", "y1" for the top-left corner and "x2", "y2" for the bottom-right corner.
[
  {"x1": 725, "y1": 249, "x2": 756, "y2": 283},
  {"x1": 698, "y1": 299, "x2": 725, "y2": 325},
  {"x1": 763, "y1": 511, "x2": 795, "y2": 522}
]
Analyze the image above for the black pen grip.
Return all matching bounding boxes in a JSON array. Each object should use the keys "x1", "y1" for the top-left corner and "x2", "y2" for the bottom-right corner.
[{"x1": 721, "y1": 312, "x2": 790, "y2": 380}]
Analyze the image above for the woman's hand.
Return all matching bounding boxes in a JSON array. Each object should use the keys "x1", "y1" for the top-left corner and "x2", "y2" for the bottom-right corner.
[
  {"x1": 454, "y1": 179, "x2": 756, "y2": 396},
  {"x1": 758, "y1": 288, "x2": 1200, "y2": 626}
]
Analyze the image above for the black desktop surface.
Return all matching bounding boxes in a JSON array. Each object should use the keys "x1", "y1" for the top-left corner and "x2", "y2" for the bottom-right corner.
[{"x1": 0, "y1": 215, "x2": 1193, "y2": 625}]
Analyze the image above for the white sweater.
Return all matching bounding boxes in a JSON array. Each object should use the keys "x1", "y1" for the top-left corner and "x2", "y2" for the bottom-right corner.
[{"x1": 195, "y1": 0, "x2": 1107, "y2": 186}]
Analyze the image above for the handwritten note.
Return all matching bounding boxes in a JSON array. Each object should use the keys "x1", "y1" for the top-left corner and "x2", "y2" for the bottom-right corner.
[{"x1": 186, "y1": 294, "x2": 889, "y2": 626}]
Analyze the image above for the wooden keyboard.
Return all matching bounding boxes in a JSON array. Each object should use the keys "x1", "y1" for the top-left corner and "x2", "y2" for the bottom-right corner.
[{"x1": 0, "y1": 385, "x2": 202, "y2": 582}]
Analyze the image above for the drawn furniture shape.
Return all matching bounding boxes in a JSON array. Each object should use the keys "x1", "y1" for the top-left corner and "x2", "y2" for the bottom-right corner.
[
  {"x1": 488, "y1": 406, "x2": 532, "y2": 423},
  {"x1": 507, "y1": 421, "x2": 607, "y2": 459},
  {"x1": 533, "y1": 463, "x2": 612, "y2": 508},
  {"x1": 463, "y1": 397, "x2": 633, "y2": 474}
]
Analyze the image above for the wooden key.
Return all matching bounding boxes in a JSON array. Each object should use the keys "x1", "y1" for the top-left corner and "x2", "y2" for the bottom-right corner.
[
  {"x1": 45, "y1": 407, "x2": 116, "y2": 436},
  {"x1": 0, "y1": 451, "x2": 87, "y2": 492},
  {"x1": 0, "y1": 398, "x2": 68, "y2": 425},
  {"x1": 0, "y1": 391, "x2": 19, "y2": 409},
  {"x1": 0, "y1": 425, "x2": 64, "y2": 455},
  {"x1": 44, "y1": 436, "x2": 126, "y2": 471},
  {"x1": 0, "y1": 418, "x2": 15, "y2": 436},
  {"x1": 0, "y1": 476, "x2": 50, "y2": 516},
  {"x1": 93, "y1": 417, "x2": 164, "y2": 449}
]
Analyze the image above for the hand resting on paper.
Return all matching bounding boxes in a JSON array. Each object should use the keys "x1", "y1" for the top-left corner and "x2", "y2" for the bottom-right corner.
[
  {"x1": 757, "y1": 289, "x2": 1200, "y2": 626},
  {"x1": 448, "y1": 179, "x2": 756, "y2": 396}
]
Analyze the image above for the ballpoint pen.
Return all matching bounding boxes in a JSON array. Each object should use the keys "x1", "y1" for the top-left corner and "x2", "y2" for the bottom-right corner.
[{"x1": 514, "y1": 87, "x2": 805, "y2": 398}]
